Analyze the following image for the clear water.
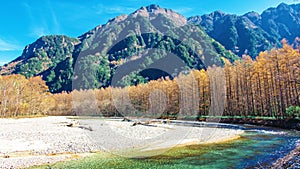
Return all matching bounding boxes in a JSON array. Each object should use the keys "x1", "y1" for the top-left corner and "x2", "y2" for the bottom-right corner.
[
  {"x1": 116, "y1": 125, "x2": 300, "y2": 168},
  {"x1": 51, "y1": 124, "x2": 300, "y2": 169}
]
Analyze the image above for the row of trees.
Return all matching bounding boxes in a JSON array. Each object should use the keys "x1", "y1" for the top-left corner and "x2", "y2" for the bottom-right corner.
[
  {"x1": 0, "y1": 75, "x2": 51, "y2": 117},
  {"x1": 1, "y1": 43, "x2": 299, "y2": 119},
  {"x1": 49, "y1": 43, "x2": 300, "y2": 119},
  {"x1": 223, "y1": 41, "x2": 300, "y2": 118}
]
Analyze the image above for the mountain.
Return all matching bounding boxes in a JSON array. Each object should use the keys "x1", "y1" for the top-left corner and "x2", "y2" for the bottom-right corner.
[
  {"x1": 188, "y1": 3, "x2": 300, "y2": 58},
  {"x1": 0, "y1": 35, "x2": 79, "y2": 77},
  {"x1": 0, "y1": 4, "x2": 237, "y2": 93}
]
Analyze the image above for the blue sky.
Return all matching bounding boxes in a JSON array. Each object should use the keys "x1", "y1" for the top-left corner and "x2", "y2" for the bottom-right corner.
[{"x1": 0, "y1": 0, "x2": 298, "y2": 65}]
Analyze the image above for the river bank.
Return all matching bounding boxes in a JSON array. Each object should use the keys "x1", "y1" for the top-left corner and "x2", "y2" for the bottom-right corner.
[
  {"x1": 198, "y1": 117, "x2": 300, "y2": 130},
  {"x1": 0, "y1": 116, "x2": 244, "y2": 168}
]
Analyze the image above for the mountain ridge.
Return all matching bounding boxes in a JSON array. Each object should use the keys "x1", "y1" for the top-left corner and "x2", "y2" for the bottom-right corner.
[
  {"x1": 0, "y1": 4, "x2": 237, "y2": 93},
  {"x1": 188, "y1": 2, "x2": 300, "y2": 58},
  {"x1": 1, "y1": 3, "x2": 299, "y2": 93}
]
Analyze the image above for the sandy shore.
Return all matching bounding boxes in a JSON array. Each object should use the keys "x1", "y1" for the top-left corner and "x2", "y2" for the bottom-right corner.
[{"x1": 0, "y1": 116, "x2": 244, "y2": 168}]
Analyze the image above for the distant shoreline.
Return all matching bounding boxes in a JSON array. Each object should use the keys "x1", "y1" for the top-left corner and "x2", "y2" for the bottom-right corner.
[
  {"x1": 69, "y1": 115, "x2": 300, "y2": 131},
  {"x1": 213, "y1": 118, "x2": 300, "y2": 131}
]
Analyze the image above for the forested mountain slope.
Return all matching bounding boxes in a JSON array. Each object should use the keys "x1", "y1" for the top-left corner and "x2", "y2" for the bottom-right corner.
[
  {"x1": 188, "y1": 3, "x2": 300, "y2": 58},
  {"x1": 0, "y1": 4, "x2": 237, "y2": 93}
]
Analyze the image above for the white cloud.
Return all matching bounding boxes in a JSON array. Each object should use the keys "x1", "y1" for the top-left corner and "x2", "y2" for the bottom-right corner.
[
  {"x1": 0, "y1": 39, "x2": 21, "y2": 51},
  {"x1": 25, "y1": 1, "x2": 60, "y2": 38},
  {"x1": 47, "y1": 0, "x2": 61, "y2": 34},
  {"x1": 172, "y1": 7, "x2": 193, "y2": 14},
  {"x1": 51, "y1": 12, "x2": 60, "y2": 33},
  {"x1": 30, "y1": 27, "x2": 50, "y2": 38},
  {"x1": 0, "y1": 61, "x2": 8, "y2": 66},
  {"x1": 95, "y1": 5, "x2": 136, "y2": 15},
  {"x1": 107, "y1": 7, "x2": 136, "y2": 14}
]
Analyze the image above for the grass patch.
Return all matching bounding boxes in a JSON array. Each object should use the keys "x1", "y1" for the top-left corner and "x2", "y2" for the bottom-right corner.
[{"x1": 30, "y1": 152, "x2": 183, "y2": 169}]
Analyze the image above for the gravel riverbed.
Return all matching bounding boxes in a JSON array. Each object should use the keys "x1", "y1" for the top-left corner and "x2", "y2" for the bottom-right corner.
[{"x1": 0, "y1": 116, "x2": 244, "y2": 168}]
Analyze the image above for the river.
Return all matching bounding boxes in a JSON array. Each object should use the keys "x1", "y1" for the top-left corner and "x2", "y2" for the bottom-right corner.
[{"x1": 96, "y1": 123, "x2": 300, "y2": 168}]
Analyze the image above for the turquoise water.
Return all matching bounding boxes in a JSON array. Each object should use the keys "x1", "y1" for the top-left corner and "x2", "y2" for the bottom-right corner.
[
  {"x1": 49, "y1": 124, "x2": 300, "y2": 169},
  {"x1": 132, "y1": 127, "x2": 300, "y2": 168},
  {"x1": 124, "y1": 125, "x2": 300, "y2": 168}
]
